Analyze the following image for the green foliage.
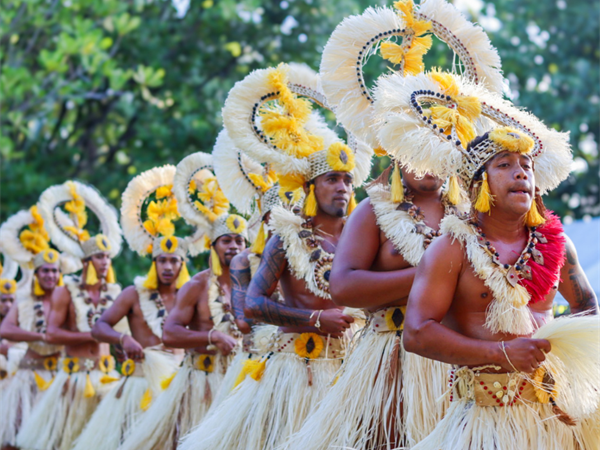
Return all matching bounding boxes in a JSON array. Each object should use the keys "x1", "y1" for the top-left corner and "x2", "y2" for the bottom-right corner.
[{"x1": 1, "y1": 0, "x2": 597, "y2": 286}]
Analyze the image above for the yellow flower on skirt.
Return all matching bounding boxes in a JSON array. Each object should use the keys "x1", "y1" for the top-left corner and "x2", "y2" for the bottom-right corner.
[{"x1": 294, "y1": 333, "x2": 324, "y2": 359}]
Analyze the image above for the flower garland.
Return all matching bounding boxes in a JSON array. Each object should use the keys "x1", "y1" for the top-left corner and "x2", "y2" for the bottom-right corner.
[{"x1": 134, "y1": 276, "x2": 168, "y2": 339}]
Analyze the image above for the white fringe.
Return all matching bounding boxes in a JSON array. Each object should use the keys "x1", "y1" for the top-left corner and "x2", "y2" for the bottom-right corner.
[
  {"x1": 0, "y1": 368, "x2": 52, "y2": 446},
  {"x1": 402, "y1": 351, "x2": 451, "y2": 447},
  {"x1": 282, "y1": 330, "x2": 404, "y2": 450},
  {"x1": 72, "y1": 348, "x2": 178, "y2": 450},
  {"x1": 178, "y1": 351, "x2": 343, "y2": 450},
  {"x1": 135, "y1": 276, "x2": 166, "y2": 339},
  {"x1": 120, "y1": 165, "x2": 177, "y2": 256},
  {"x1": 37, "y1": 180, "x2": 122, "y2": 259},
  {"x1": 118, "y1": 353, "x2": 228, "y2": 450},
  {"x1": 15, "y1": 367, "x2": 118, "y2": 450}
]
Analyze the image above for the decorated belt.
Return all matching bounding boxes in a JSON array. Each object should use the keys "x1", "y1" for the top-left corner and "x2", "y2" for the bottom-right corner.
[
  {"x1": 451, "y1": 367, "x2": 553, "y2": 407},
  {"x1": 241, "y1": 334, "x2": 254, "y2": 353},
  {"x1": 60, "y1": 355, "x2": 116, "y2": 375},
  {"x1": 19, "y1": 356, "x2": 60, "y2": 371},
  {"x1": 369, "y1": 306, "x2": 406, "y2": 332},
  {"x1": 269, "y1": 332, "x2": 346, "y2": 360}
]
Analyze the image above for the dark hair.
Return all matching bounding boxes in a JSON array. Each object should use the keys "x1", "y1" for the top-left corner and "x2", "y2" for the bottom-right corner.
[{"x1": 467, "y1": 132, "x2": 490, "y2": 183}]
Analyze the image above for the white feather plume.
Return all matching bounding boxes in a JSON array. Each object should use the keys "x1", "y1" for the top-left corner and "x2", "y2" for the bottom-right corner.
[
  {"x1": 37, "y1": 181, "x2": 122, "y2": 259},
  {"x1": 0, "y1": 209, "x2": 36, "y2": 265},
  {"x1": 0, "y1": 254, "x2": 19, "y2": 281},
  {"x1": 120, "y1": 165, "x2": 177, "y2": 256}
]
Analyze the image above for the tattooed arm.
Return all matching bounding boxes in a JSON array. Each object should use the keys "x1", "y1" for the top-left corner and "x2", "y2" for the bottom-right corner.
[
  {"x1": 230, "y1": 250, "x2": 254, "y2": 334},
  {"x1": 559, "y1": 236, "x2": 598, "y2": 314}
]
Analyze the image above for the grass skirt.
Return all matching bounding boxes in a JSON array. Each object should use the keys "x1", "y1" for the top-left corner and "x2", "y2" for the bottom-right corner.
[
  {"x1": 72, "y1": 347, "x2": 178, "y2": 450},
  {"x1": 16, "y1": 363, "x2": 118, "y2": 450},
  {"x1": 0, "y1": 368, "x2": 53, "y2": 446},
  {"x1": 179, "y1": 333, "x2": 345, "y2": 450},
  {"x1": 118, "y1": 352, "x2": 229, "y2": 450}
]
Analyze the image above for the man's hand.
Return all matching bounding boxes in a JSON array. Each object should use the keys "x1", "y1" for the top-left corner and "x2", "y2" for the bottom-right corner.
[
  {"x1": 500, "y1": 338, "x2": 551, "y2": 373},
  {"x1": 122, "y1": 335, "x2": 145, "y2": 361},
  {"x1": 316, "y1": 309, "x2": 354, "y2": 337},
  {"x1": 212, "y1": 330, "x2": 238, "y2": 356}
]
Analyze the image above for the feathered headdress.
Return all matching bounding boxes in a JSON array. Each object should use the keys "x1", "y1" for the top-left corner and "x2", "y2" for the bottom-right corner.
[
  {"x1": 320, "y1": 0, "x2": 504, "y2": 149},
  {"x1": 222, "y1": 62, "x2": 373, "y2": 217},
  {"x1": 120, "y1": 165, "x2": 206, "y2": 289},
  {"x1": 0, "y1": 255, "x2": 19, "y2": 296},
  {"x1": 173, "y1": 152, "x2": 248, "y2": 276}
]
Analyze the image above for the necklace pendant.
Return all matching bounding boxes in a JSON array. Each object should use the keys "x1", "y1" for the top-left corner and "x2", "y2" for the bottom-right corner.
[
  {"x1": 521, "y1": 265, "x2": 533, "y2": 280},
  {"x1": 506, "y1": 266, "x2": 519, "y2": 287},
  {"x1": 531, "y1": 248, "x2": 544, "y2": 265},
  {"x1": 532, "y1": 231, "x2": 547, "y2": 244}
]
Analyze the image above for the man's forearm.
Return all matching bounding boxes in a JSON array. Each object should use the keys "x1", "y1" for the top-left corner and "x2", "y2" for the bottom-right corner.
[
  {"x1": 162, "y1": 325, "x2": 212, "y2": 349},
  {"x1": 0, "y1": 324, "x2": 43, "y2": 342},
  {"x1": 46, "y1": 328, "x2": 95, "y2": 345},
  {"x1": 245, "y1": 294, "x2": 313, "y2": 327},
  {"x1": 92, "y1": 320, "x2": 125, "y2": 344}
]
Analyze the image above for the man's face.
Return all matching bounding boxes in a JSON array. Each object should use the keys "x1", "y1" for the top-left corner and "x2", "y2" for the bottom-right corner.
[
  {"x1": 155, "y1": 254, "x2": 183, "y2": 285},
  {"x1": 481, "y1": 151, "x2": 535, "y2": 216},
  {"x1": 36, "y1": 263, "x2": 60, "y2": 292},
  {"x1": 88, "y1": 252, "x2": 111, "y2": 279},
  {"x1": 308, "y1": 171, "x2": 354, "y2": 218},
  {"x1": 401, "y1": 168, "x2": 444, "y2": 194},
  {"x1": 0, "y1": 294, "x2": 14, "y2": 317},
  {"x1": 214, "y1": 234, "x2": 246, "y2": 267}
]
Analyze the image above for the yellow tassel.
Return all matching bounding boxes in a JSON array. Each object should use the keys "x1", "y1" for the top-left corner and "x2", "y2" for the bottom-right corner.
[
  {"x1": 143, "y1": 262, "x2": 159, "y2": 290},
  {"x1": 85, "y1": 263, "x2": 98, "y2": 286},
  {"x1": 160, "y1": 372, "x2": 176, "y2": 390},
  {"x1": 391, "y1": 163, "x2": 404, "y2": 203},
  {"x1": 304, "y1": 184, "x2": 318, "y2": 217},
  {"x1": 106, "y1": 264, "x2": 116, "y2": 284},
  {"x1": 447, "y1": 176, "x2": 462, "y2": 205},
  {"x1": 83, "y1": 373, "x2": 95, "y2": 398},
  {"x1": 524, "y1": 197, "x2": 546, "y2": 227},
  {"x1": 33, "y1": 276, "x2": 45, "y2": 296},
  {"x1": 233, "y1": 359, "x2": 262, "y2": 389},
  {"x1": 210, "y1": 247, "x2": 222, "y2": 277},
  {"x1": 249, "y1": 358, "x2": 267, "y2": 382},
  {"x1": 250, "y1": 222, "x2": 267, "y2": 255},
  {"x1": 100, "y1": 375, "x2": 120, "y2": 384},
  {"x1": 347, "y1": 193, "x2": 357, "y2": 215},
  {"x1": 474, "y1": 172, "x2": 494, "y2": 214},
  {"x1": 57, "y1": 274, "x2": 64, "y2": 287},
  {"x1": 176, "y1": 262, "x2": 190, "y2": 289},
  {"x1": 139, "y1": 388, "x2": 152, "y2": 411},
  {"x1": 34, "y1": 371, "x2": 53, "y2": 391}
]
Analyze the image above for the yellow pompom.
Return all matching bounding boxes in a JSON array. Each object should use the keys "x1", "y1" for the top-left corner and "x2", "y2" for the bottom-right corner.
[
  {"x1": 391, "y1": 163, "x2": 404, "y2": 203},
  {"x1": 143, "y1": 262, "x2": 159, "y2": 290},
  {"x1": 139, "y1": 388, "x2": 152, "y2": 411},
  {"x1": 106, "y1": 264, "x2": 116, "y2": 284},
  {"x1": 347, "y1": 193, "x2": 357, "y2": 215},
  {"x1": 474, "y1": 172, "x2": 494, "y2": 214},
  {"x1": 373, "y1": 146, "x2": 388, "y2": 157},
  {"x1": 524, "y1": 198, "x2": 546, "y2": 227},
  {"x1": 176, "y1": 262, "x2": 190, "y2": 289},
  {"x1": 210, "y1": 247, "x2": 222, "y2": 277},
  {"x1": 33, "y1": 276, "x2": 45, "y2": 296},
  {"x1": 57, "y1": 274, "x2": 64, "y2": 287},
  {"x1": 249, "y1": 358, "x2": 267, "y2": 382},
  {"x1": 250, "y1": 221, "x2": 267, "y2": 255},
  {"x1": 304, "y1": 185, "x2": 318, "y2": 217},
  {"x1": 160, "y1": 372, "x2": 177, "y2": 390},
  {"x1": 83, "y1": 373, "x2": 95, "y2": 398},
  {"x1": 380, "y1": 41, "x2": 405, "y2": 65},
  {"x1": 85, "y1": 263, "x2": 98, "y2": 286},
  {"x1": 233, "y1": 359, "x2": 263, "y2": 389},
  {"x1": 447, "y1": 176, "x2": 462, "y2": 205},
  {"x1": 402, "y1": 35, "x2": 432, "y2": 76},
  {"x1": 34, "y1": 371, "x2": 53, "y2": 391},
  {"x1": 100, "y1": 375, "x2": 120, "y2": 384}
]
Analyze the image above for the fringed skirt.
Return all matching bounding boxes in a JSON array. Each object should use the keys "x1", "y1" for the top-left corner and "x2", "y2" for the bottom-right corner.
[
  {"x1": 283, "y1": 307, "x2": 405, "y2": 450},
  {"x1": 72, "y1": 347, "x2": 178, "y2": 450},
  {"x1": 118, "y1": 351, "x2": 229, "y2": 450},
  {"x1": 16, "y1": 357, "x2": 119, "y2": 450},
  {"x1": 412, "y1": 367, "x2": 593, "y2": 450},
  {"x1": 178, "y1": 331, "x2": 347, "y2": 450},
  {"x1": 0, "y1": 357, "x2": 56, "y2": 447}
]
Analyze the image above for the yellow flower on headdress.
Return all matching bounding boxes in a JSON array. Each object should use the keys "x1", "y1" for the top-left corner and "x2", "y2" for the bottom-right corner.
[
  {"x1": 42, "y1": 249, "x2": 59, "y2": 264},
  {"x1": 226, "y1": 215, "x2": 247, "y2": 234},
  {"x1": 143, "y1": 198, "x2": 179, "y2": 237},
  {"x1": 156, "y1": 184, "x2": 173, "y2": 199},
  {"x1": 63, "y1": 182, "x2": 90, "y2": 241},
  {"x1": 294, "y1": 333, "x2": 324, "y2": 359},
  {"x1": 160, "y1": 236, "x2": 179, "y2": 254},
  {"x1": 489, "y1": 127, "x2": 534, "y2": 154},
  {"x1": 63, "y1": 357, "x2": 80, "y2": 374},
  {"x1": 193, "y1": 175, "x2": 230, "y2": 222},
  {"x1": 0, "y1": 279, "x2": 17, "y2": 295},
  {"x1": 248, "y1": 167, "x2": 278, "y2": 194},
  {"x1": 326, "y1": 142, "x2": 356, "y2": 173},
  {"x1": 196, "y1": 354, "x2": 215, "y2": 373},
  {"x1": 121, "y1": 359, "x2": 136, "y2": 377},
  {"x1": 188, "y1": 179, "x2": 197, "y2": 195},
  {"x1": 20, "y1": 206, "x2": 51, "y2": 255}
]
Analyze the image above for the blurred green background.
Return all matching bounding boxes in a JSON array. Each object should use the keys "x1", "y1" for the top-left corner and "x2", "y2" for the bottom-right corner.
[{"x1": 1, "y1": 0, "x2": 598, "y2": 285}]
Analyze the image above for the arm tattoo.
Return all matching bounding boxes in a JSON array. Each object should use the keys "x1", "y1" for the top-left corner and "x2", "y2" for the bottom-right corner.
[
  {"x1": 565, "y1": 241, "x2": 598, "y2": 314},
  {"x1": 246, "y1": 236, "x2": 313, "y2": 327},
  {"x1": 230, "y1": 257, "x2": 254, "y2": 328}
]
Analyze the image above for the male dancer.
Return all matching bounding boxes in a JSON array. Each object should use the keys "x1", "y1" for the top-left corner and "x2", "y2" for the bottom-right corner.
[
  {"x1": 17, "y1": 181, "x2": 123, "y2": 450},
  {"x1": 72, "y1": 167, "x2": 191, "y2": 450},
  {"x1": 118, "y1": 212, "x2": 247, "y2": 450},
  {"x1": 286, "y1": 164, "x2": 466, "y2": 449},
  {"x1": 0, "y1": 207, "x2": 65, "y2": 450},
  {"x1": 404, "y1": 128, "x2": 599, "y2": 449}
]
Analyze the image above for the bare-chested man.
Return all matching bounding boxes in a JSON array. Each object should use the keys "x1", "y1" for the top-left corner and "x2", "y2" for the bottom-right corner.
[
  {"x1": 119, "y1": 214, "x2": 247, "y2": 450},
  {"x1": 285, "y1": 165, "x2": 466, "y2": 449},
  {"x1": 404, "y1": 128, "x2": 599, "y2": 450}
]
